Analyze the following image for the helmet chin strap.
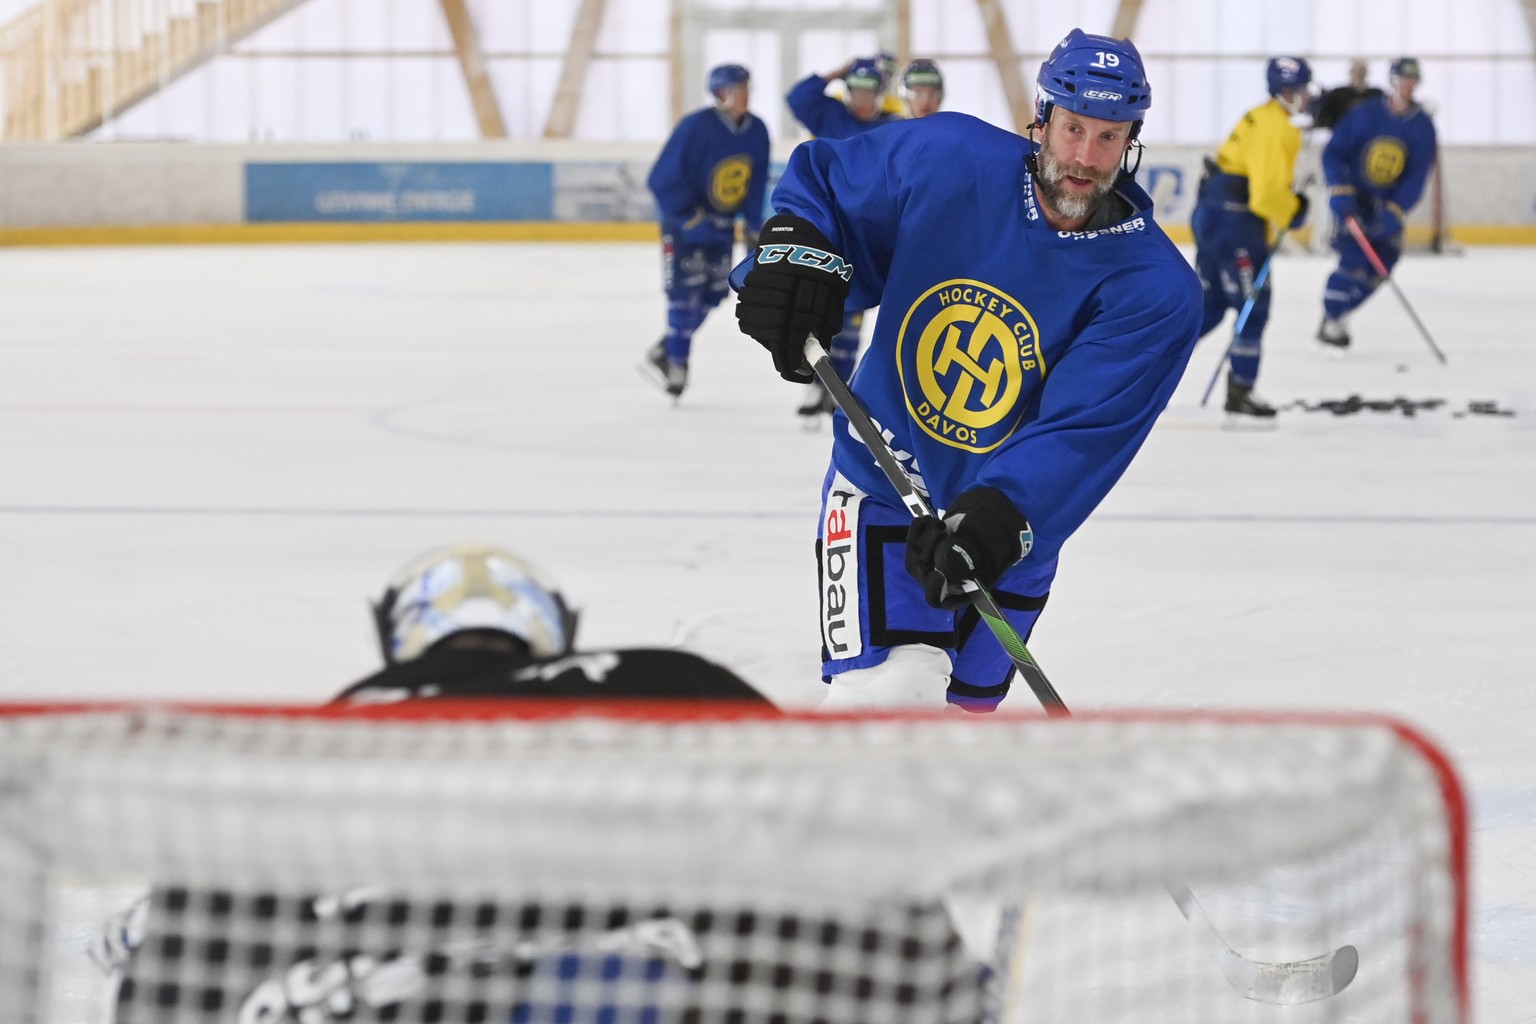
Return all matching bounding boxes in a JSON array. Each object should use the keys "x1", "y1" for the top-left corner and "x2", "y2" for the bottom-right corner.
[
  {"x1": 1276, "y1": 91, "x2": 1308, "y2": 116},
  {"x1": 1122, "y1": 139, "x2": 1144, "y2": 178}
]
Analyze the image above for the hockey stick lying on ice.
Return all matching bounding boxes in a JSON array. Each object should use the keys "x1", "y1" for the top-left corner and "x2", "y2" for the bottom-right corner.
[{"x1": 807, "y1": 345, "x2": 1359, "y2": 1005}]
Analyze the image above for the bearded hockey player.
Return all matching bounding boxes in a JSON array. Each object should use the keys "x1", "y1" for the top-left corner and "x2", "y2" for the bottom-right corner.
[{"x1": 734, "y1": 29, "x2": 1202, "y2": 713}]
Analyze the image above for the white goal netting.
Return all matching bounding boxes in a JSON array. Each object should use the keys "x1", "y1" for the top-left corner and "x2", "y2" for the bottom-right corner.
[{"x1": 0, "y1": 704, "x2": 1467, "y2": 1024}]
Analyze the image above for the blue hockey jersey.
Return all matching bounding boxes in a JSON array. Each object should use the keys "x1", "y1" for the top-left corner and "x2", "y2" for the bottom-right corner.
[
  {"x1": 785, "y1": 74, "x2": 902, "y2": 140},
  {"x1": 1322, "y1": 96, "x2": 1438, "y2": 219},
  {"x1": 648, "y1": 107, "x2": 770, "y2": 244},
  {"x1": 746, "y1": 112, "x2": 1203, "y2": 568}
]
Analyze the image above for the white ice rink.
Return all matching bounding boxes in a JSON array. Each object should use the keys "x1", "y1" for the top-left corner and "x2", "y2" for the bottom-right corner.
[{"x1": 2, "y1": 239, "x2": 1532, "y2": 1019}]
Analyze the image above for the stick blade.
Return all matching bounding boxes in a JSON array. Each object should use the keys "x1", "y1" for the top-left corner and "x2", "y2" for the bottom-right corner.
[{"x1": 1218, "y1": 942, "x2": 1359, "y2": 1005}]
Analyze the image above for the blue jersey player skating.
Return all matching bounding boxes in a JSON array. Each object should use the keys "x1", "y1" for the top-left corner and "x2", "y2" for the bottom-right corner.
[
  {"x1": 642, "y1": 64, "x2": 770, "y2": 401},
  {"x1": 733, "y1": 30, "x2": 1202, "y2": 712},
  {"x1": 784, "y1": 55, "x2": 903, "y2": 419},
  {"x1": 1316, "y1": 57, "x2": 1438, "y2": 352}
]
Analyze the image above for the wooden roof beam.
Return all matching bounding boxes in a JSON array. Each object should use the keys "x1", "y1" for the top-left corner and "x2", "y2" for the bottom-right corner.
[
  {"x1": 544, "y1": 0, "x2": 608, "y2": 139},
  {"x1": 975, "y1": 0, "x2": 1032, "y2": 134},
  {"x1": 439, "y1": 0, "x2": 506, "y2": 139}
]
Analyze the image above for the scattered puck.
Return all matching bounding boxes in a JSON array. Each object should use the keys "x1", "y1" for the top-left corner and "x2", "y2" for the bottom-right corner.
[{"x1": 1395, "y1": 364, "x2": 1409, "y2": 372}]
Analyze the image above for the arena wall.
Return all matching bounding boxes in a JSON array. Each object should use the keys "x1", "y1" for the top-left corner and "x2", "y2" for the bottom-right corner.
[{"x1": 0, "y1": 142, "x2": 1529, "y2": 245}]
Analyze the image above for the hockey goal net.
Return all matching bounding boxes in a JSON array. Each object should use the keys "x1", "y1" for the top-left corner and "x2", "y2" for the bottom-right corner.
[{"x1": 0, "y1": 703, "x2": 1467, "y2": 1024}]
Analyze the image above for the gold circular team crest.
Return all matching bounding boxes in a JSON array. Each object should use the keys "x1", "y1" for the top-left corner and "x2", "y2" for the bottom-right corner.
[
  {"x1": 710, "y1": 156, "x2": 752, "y2": 210},
  {"x1": 1363, "y1": 137, "x2": 1407, "y2": 187},
  {"x1": 897, "y1": 279, "x2": 1044, "y2": 452}
]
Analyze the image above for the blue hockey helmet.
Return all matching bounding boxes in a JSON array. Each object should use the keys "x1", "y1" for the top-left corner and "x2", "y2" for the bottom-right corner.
[
  {"x1": 1036, "y1": 29, "x2": 1151, "y2": 136},
  {"x1": 708, "y1": 63, "x2": 750, "y2": 97},
  {"x1": 902, "y1": 58, "x2": 944, "y2": 93},
  {"x1": 844, "y1": 57, "x2": 887, "y2": 93},
  {"x1": 1390, "y1": 56, "x2": 1422, "y2": 81},
  {"x1": 1266, "y1": 56, "x2": 1313, "y2": 96}
]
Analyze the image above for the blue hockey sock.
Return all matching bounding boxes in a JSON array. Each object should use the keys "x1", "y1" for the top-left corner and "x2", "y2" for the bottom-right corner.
[
  {"x1": 665, "y1": 300, "x2": 706, "y2": 364},
  {"x1": 1227, "y1": 335, "x2": 1261, "y2": 388}
]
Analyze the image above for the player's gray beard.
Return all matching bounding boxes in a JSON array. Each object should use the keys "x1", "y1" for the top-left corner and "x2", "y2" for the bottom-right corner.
[{"x1": 1037, "y1": 148, "x2": 1116, "y2": 221}]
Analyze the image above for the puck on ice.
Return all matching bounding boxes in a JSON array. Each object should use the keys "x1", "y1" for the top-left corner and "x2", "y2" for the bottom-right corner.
[{"x1": 1395, "y1": 363, "x2": 1409, "y2": 372}]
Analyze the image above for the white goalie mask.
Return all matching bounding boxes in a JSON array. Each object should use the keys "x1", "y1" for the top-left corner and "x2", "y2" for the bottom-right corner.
[{"x1": 372, "y1": 544, "x2": 577, "y2": 664}]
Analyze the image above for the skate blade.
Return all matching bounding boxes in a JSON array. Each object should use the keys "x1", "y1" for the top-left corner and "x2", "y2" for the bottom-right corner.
[
  {"x1": 1221, "y1": 413, "x2": 1279, "y2": 432},
  {"x1": 636, "y1": 362, "x2": 684, "y2": 402}
]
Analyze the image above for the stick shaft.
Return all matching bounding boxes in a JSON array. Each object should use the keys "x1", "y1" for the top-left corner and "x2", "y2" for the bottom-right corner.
[
  {"x1": 1342, "y1": 215, "x2": 1449, "y2": 364},
  {"x1": 806, "y1": 350, "x2": 1356, "y2": 1003}
]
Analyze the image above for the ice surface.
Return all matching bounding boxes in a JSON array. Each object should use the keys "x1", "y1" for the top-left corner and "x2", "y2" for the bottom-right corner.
[{"x1": 0, "y1": 240, "x2": 1530, "y2": 1019}]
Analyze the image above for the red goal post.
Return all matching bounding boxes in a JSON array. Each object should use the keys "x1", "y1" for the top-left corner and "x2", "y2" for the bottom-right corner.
[{"x1": 0, "y1": 702, "x2": 1468, "y2": 1024}]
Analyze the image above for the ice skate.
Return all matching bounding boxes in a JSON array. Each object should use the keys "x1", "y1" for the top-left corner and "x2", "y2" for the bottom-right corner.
[
  {"x1": 1223, "y1": 375, "x2": 1278, "y2": 429},
  {"x1": 639, "y1": 339, "x2": 688, "y2": 400},
  {"x1": 1315, "y1": 315, "x2": 1351, "y2": 356}
]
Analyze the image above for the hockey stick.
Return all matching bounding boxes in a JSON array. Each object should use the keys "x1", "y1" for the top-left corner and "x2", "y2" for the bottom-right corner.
[
  {"x1": 807, "y1": 351, "x2": 1066, "y2": 716},
  {"x1": 1343, "y1": 214, "x2": 1449, "y2": 364},
  {"x1": 808, "y1": 348, "x2": 1359, "y2": 1004},
  {"x1": 1198, "y1": 230, "x2": 1289, "y2": 407}
]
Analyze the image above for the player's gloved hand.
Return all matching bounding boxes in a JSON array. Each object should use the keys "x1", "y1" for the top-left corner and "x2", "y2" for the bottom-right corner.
[
  {"x1": 905, "y1": 487, "x2": 1034, "y2": 610},
  {"x1": 1288, "y1": 191, "x2": 1310, "y2": 230},
  {"x1": 734, "y1": 214, "x2": 852, "y2": 383},
  {"x1": 1328, "y1": 190, "x2": 1356, "y2": 226},
  {"x1": 679, "y1": 208, "x2": 734, "y2": 243},
  {"x1": 1369, "y1": 206, "x2": 1403, "y2": 240}
]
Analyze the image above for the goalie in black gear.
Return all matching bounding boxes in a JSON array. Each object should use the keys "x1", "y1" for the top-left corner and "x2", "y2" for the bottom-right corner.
[{"x1": 93, "y1": 549, "x2": 1005, "y2": 1024}]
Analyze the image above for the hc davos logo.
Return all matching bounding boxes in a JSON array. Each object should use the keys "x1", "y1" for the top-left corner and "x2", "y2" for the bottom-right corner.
[
  {"x1": 897, "y1": 280, "x2": 1044, "y2": 451},
  {"x1": 710, "y1": 154, "x2": 753, "y2": 210},
  {"x1": 1363, "y1": 136, "x2": 1408, "y2": 187}
]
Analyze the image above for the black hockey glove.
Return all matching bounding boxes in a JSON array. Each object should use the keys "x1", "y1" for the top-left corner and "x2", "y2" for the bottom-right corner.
[
  {"x1": 905, "y1": 487, "x2": 1034, "y2": 610},
  {"x1": 734, "y1": 214, "x2": 853, "y2": 383},
  {"x1": 1288, "y1": 191, "x2": 1310, "y2": 230}
]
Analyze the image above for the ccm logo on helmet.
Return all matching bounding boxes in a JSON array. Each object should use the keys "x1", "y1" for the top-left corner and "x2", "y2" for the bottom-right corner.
[
  {"x1": 1081, "y1": 89, "x2": 1123, "y2": 101},
  {"x1": 757, "y1": 244, "x2": 854, "y2": 282}
]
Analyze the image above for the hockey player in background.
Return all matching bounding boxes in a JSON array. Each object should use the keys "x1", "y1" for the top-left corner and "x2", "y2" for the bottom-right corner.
[
  {"x1": 784, "y1": 55, "x2": 903, "y2": 419},
  {"x1": 733, "y1": 29, "x2": 1202, "y2": 713},
  {"x1": 1190, "y1": 56, "x2": 1314, "y2": 422},
  {"x1": 901, "y1": 59, "x2": 945, "y2": 118},
  {"x1": 1316, "y1": 56, "x2": 1438, "y2": 351},
  {"x1": 1310, "y1": 58, "x2": 1383, "y2": 131},
  {"x1": 337, "y1": 543, "x2": 771, "y2": 704},
  {"x1": 641, "y1": 64, "x2": 770, "y2": 402}
]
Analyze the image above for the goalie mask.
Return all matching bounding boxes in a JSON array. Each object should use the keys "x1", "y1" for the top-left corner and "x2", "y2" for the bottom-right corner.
[{"x1": 372, "y1": 544, "x2": 578, "y2": 664}]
